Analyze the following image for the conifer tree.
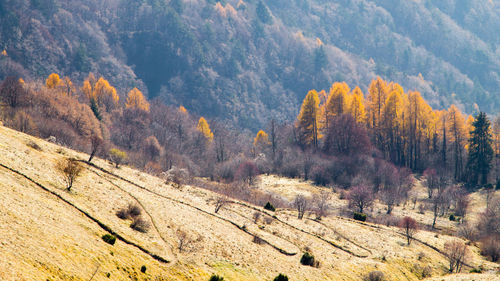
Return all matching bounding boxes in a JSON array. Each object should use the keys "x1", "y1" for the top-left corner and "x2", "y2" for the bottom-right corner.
[
  {"x1": 197, "y1": 117, "x2": 214, "y2": 142},
  {"x1": 466, "y1": 112, "x2": 493, "y2": 187},
  {"x1": 297, "y1": 90, "x2": 320, "y2": 149},
  {"x1": 126, "y1": 88, "x2": 149, "y2": 112}
]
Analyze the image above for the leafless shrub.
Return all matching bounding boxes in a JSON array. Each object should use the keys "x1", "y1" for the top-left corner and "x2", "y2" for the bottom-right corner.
[
  {"x1": 444, "y1": 240, "x2": 469, "y2": 273},
  {"x1": 176, "y1": 228, "x2": 202, "y2": 252},
  {"x1": 127, "y1": 203, "x2": 141, "y2": 218},
  {"x1": 364, "y1": 270, "x2": 385, "y2": 281},
  {"x1": 264, "y1": 216, "x2": 274, "y2": 225},
  {"x1": 480, "y1": 236, "x2": 500, "y2": 262},
  {"x1": 422, "y1": 265, "x2": 432, "y2": 277},
  {"x1": 313, "y1": 190, "x2": 331, "y2": 220},
  {"x1": 252, "y1": 235, "x2": 264, "y2": 245},
  {"x1": 162, "y1": 166, "x2": 189, "y2": 188},
  {"x1": 116, "y1": 208, "x2": 128, "y2": 219},
  {"x1": 214, "y1": 196, "x2": 229, "y2": 213},
  {"x1": 130, "y1": 217, "x2": 150, "y2": 233},
  {"x1": 373, "y1": 215, "x2": 400, "y2": 227},
  {"x1": 26, "y1": 140, "x2": 42, "y2": 151},
  {"x1": 418, "y1": 204, "x2": 426, "y2": 214},
  {"x1": 253, "y1": 212, "x2": 261, "y2": 224},
  {"x1": 457, "y1": 222, "x2": 477, "y2": 241},
  {"x1": 294, "y1": 194, "x2": 309, "y2": 219}
]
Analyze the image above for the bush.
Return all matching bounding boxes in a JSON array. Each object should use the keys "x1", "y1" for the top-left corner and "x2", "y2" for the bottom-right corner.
[
  {"x1": 470, "y1": 267, "x2": 482, "y2": 273},
  {"x1": 364, "y1": 271, "x2": 385, "y2": 281},
  {"x1": 264, "y1": 202, "x2": 276, "y2": 212},
  {"x1": 422, "y1": 265, "x2": 432, "y2": 277},
  {"x1": 273, "y1": 274, "x2": 289, "y2": 281},
  {"x1": 26, "y1": 140, "x2": 42, "y2": 151},
  {"x1": 449, "y1": 214, "x2": 456, "y2": 221},
  {"x1": 300, "y1": 252, "x2": 315, "y2": 266},
  {"x1": 102, "y1": 234, "x2": 116, "y2": 245},
  {"x1": 480, "y1": 236, "x2": 500, "y2": 262},
  {"x1": 311, "y1": 166, "x2": 330, "y2": 186},
  {"x1": 109, "y1": 148, "x2": 127, "y2": 168},
  {"x1": 140, "y1": 265, "x2": 146, "y2": 273},
  {"x1": 116, "y1": 203, "x2": 141, "y2": 219},
  {"x1": 252, "y1": 235, "x2": 264, "y2": 245},
  {"x1": 130, "y1": 217, "x2": 150, "y2": 233},
  {"x1": 353, "y1": 212, "x2": 367, "y2": 222},
  {"x1": 208, "y1": 275, "x2": 224, "y2": 281}
]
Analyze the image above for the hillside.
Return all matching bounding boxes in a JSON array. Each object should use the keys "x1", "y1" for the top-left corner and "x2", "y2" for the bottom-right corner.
[
  {"x1": 1, "y1": 0, "x2": 500, "y2": 129},
  {"x1": 0, "y1": 124, "x2": 498, "y2": 280}
]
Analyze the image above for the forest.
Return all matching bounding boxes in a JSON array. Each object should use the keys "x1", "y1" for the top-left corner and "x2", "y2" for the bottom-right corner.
[
  {"x1": 1, "y1": 0, "x2": 500, "y2": 129},
  {"x1": 0, "y1": 73, "x2": 498, "y2": 191}
]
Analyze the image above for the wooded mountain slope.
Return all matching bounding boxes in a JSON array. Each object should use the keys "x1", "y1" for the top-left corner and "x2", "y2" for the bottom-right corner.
[{"x1": 1, "y1": 0, "x2": 499, "y2": 129}]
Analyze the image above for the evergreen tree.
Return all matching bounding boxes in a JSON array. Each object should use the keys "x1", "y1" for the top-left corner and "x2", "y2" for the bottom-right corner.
[
  {"x1": 466, "y1": 112, "x2": 493, "y2": 187},
  {"x1": 90, "y1": 97, "x2": 101, "y2": 121},
  {"x1": 256, "y1": 1, "x2": 272, "y2": 24}
]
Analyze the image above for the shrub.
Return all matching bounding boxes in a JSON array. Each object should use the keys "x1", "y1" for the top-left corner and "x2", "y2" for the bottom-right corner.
[
  {"x1": 480, "y1": 236, "x2": 500, "y2": 262},
  {"x1": 311, "y1": 166, "x2": 330, "y2": 186},
  {"x1": 364, "y1": 271, "x2": 385, "y2": 281},
  {"x1": 300, "y1": 252, "x2": 315, "y2": 266},
  {"x1": 353, "y1": 212, "x2": 367, "y2": 222},
  {"x1": 140, "y1": 265, "x2": 146, "y2": 273},
  {"x1": 116, "y1": 208, "x2": 128, "y2": 219},
  {"x1": 208, "y1": 275, "x2": 224, "y2": 281},
  {"x1": 127, "y1": 203, "x2": 141, "y2": 218},
  {"x1": 273, "y1": 274, "x2": 289, "y2": 281},
  {"x1": 130, "y1": 217, "x2": 150, "y2": 233},
  {"x1": 109, "y1": 148, "x2": 127, "y2": 168},
  {"x1": 422, "y1": 265, "x2": 432, "y2": 277},
  {"x1": 252, "y1": 235, "x2": 264, "y2": 245},
  {"x1": 399, "y1": 216, "x2": 418, "y2": 245},
  {"x1": 102, "y1": 234, "x2": 116, "y2": 245},
  {"x1": 470, "y1": 267, "x2": 482, "y2": 273},
  {"x1": 449, "y1": 214, "x2": 456, "y2": 221},
  {"x1": 264, "y1": 202, "x2": 276, "y2": 211},
  {"x1": 26, "y1": 140, "x2": 42, "y2": 151}
]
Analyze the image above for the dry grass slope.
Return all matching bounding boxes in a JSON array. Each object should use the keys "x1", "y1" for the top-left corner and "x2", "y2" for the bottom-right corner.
[{"x1": 0, "y1": 125, "x2": 498, "y2": 280}]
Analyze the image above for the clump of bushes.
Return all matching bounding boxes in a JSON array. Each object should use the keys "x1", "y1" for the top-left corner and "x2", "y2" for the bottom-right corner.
[
  {"x1": 364, "y1": 271, "x2": 385, "y2": 281},
  {"x1": 140, "y1": 265, "x2": 147, "y2": 273},
  {"x1": 116, "y1": 203, "x2": 142, "y2": 220},
  {"x1": 353, "y1": 212, "x2": 367, "y2": 222},
  {"x1": 102, "y1": 234, "x2": 116, "y2": 245},
  {"x1": 209, "y1": 275, "x2": 224, "y2": 281},
  {"x1": 264, "y1": 201, "x2": 276, "y2": 212},
  {"x1": 116, "y1": 203, "x2": 150, "y2": 233},
  {"x1": 130, "y1": 217, "x2": 150, "y2": 233},
  {"x1": 300, "y1": 252, "x2": 318, "y2": 267},
  {"x1": 273, "y1": 273, "x2": 289, "y2": 281},
  {"x1": 449, "y1": 214, "x2": 456, "y2": 221}
]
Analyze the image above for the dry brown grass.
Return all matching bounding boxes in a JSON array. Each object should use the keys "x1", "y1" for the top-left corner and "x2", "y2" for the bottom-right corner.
[{"x1": 0, "y1": 125, "x2": 498, "y2": 280}]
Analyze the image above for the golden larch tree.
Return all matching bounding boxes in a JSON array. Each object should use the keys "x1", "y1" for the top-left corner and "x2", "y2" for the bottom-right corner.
[
  {"x1": 297, "y1": 89, "x2": 321, "y2": 148},
  {"x1": 348, "y1": 86, "x2": 366, "y2": 123},
  {"x1": 197, "y1": 117, "x2": 214, "y2": 142},
  {"x1": 46, "y1": 73, "x2": 61, "y2": 89},
  {"x1": 126, "y1": 88, "x2": 150, "y2": 112},
  {"x1": 254, "y1": 130, "x2": 269, "y2": 147},
  {"x1": 323, "y1": 82, "x2": 349, "y2": 131},
  {"x1": 367, "y1": 77, "x2": 389, "y2": 130},
  {"x1": 95, "y1": 77, "x2": 119, "y2": 110},
  {"x1": 179, "y1": 105, "x2": 188, "y2": 114}
]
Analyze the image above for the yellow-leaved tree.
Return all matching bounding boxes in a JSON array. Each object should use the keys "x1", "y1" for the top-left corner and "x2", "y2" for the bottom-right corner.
[
  {"x1": 197, "y1": 117, "x2": 214, "y2": 142},
  {"x1": 297, "y1": 89, "x2": 320, "y2": 148},
  {"x1": 179, "y1": 105, "x2": 188, "y2": 114},
  {"x1": 46, "y1": 73, "x2": 61, "y2": 89},
  {"x1": 254, "y1": 130, "x2": 269, "y2": 147},
  {"x1": 95, "y1": 77, "x2": 119, "y2": 110},
  {"x1": 126, "y1": 88, "x2": 149, "y2": 112},
  {"x1": 347, "y1": 86, "x2": 366, "y2": 123},
  {"x1": 323, "y1": 82, "x2": 349, "y2": 131}
]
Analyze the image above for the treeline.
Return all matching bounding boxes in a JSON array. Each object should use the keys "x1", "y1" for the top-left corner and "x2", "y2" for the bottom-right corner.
[
  {"x1": 0, "y1": 74, "x2": 499, "y2": 191},
  {"x1": 291, "y1": 78, "x2": 500, "y2": 188},
  {"x1": 0, "y1": 74, "x2": 251, "y2": 178}
]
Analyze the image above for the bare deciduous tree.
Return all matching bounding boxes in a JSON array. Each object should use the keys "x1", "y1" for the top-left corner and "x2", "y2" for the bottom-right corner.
[
  {"x1": 214, "y1": 196, "x2": 229, "y2": 213},
  {"x1": 348, "y1": 185, "x2": 374, "y2": 213},
  {"x1": 399, "y1": 216, "x2": 418, "y2": 245},
  {"x1": 176, "y1": 228, "x2": 202, "y2": 252},
  {"x1": 56, "y1": 158, "x2": 84, "y2": 191},
  {"x1": 294, "y1": 194, "x2": 309, "y2": 219},
  {"x1": 313, "y1": 190, "x2": 331, "y2": 220},
  {"x1": 444, "y1": 240, "x2": 469, "y2": 273},
  {"x1": 88, "y1": 134, "x2": 103, "y2": 162}
]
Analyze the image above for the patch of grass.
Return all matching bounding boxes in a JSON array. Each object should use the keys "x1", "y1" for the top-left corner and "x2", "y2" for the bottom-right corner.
[{"x1": 102, "y1": 234, "x2": 116, "y2": 245}]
